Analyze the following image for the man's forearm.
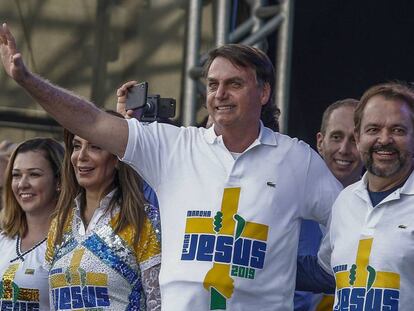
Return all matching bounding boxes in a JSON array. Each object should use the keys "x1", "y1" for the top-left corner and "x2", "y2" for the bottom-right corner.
[
  {"x1": 18, "y1": 72, "x2": 100, "y2": 138},
  {"x1": 17, "y1": 71, "x2": 128, "y2": 157}
]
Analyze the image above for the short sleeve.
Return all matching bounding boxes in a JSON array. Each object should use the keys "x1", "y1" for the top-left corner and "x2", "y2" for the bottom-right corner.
[
  {"x1": 301, "y1": 149, "x2": 343, "y2": 225},
  {"x1": 121, "y1": 119, "x2": 182, "y2": 189},
  {"x1": 113, "y1": 204, "x2": 161, "y2": 272},
  {"x1": 135, "y1": 215, "x2": 161, "y2": 272},
  {"x1": 318, "y1": 223, "x2": 334, "y2": 276}
]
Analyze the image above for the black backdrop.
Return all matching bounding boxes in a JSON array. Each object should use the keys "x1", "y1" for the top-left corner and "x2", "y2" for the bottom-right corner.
[{"x1": 287, "y1": 0, "x2": 414, "y2": 148}]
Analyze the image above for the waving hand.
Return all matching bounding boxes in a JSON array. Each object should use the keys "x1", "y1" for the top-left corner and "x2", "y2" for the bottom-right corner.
[{"x1": 0, "y1": 23, "x2": 28, "y2": 82}]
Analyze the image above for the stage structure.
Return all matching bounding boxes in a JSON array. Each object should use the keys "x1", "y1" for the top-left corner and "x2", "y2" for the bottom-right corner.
[
  {"x1": 0, "y1": 0, "x2": 294, "y2": 138},
  {"x1": 182, "y1": 0, "x2": 294, "y2": 133}
]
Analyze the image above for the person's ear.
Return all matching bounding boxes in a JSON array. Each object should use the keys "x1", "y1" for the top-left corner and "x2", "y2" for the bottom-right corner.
[
  {"x1": 354, "y1": 129, "x2": 361, "y2": 151},
  {"x1": 114, "y1": 158, "x2": 120, "y2": 170},
  {"x1": 316, "y1": 132, "x2": 324, "y2": 155},
  {"x1": 260, "y1": 83, "x2": 271, "y2": 106}
]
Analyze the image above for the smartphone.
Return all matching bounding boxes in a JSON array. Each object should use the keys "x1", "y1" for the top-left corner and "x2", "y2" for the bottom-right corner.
[{"x1": 125, "y1": 82, "x2": 148, "y2": 119}]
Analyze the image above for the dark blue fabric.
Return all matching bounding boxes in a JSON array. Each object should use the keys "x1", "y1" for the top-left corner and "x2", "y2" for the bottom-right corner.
[
  {"x1": 294, "y1": 220, "x2": 323, "y2": 310},
  {"x1": 296, "y1": 254, "x2": 335, "y2": 294},
  {"x1": 368, "y1": 178, "x2": 406, "y2": 207},
  {"x1": 298, "y1": 220, "x2": 323, "y2": 256},
  {"x1": 294, "y1": 291, "x2": 313, "y2": 311},
  {"x1": 143, "y1": 181, "x2": 159, "y2": 208},
  {"x1": 368, "y1": 184, "x2": 401, "y2": 207}
]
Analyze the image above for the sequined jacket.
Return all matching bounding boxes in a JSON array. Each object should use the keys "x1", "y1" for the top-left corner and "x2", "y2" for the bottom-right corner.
[{"x1": 45, "y1": 189, "x2": 161, "y2": 310}]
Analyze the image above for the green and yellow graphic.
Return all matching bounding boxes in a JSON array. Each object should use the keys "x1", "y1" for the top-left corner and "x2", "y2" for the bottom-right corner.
[
  {"x1": 0, "y1": 263, "x2": 40, "y2": 303},
  {"x1": 182, "y1": 187, "x2": 269, "y2": 310},
  {"x1": 333, "y1": 238, "x2": 400, "y2": 310},
  {"x1": 49, "y1": 248, "x2": 108, "y2": 288},
  {"x1": 335, "y1": 238, "x2": 399, "y2": 290}
]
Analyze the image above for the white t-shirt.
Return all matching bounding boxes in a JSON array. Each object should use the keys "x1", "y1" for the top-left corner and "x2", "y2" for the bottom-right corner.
[
  {"x1": 318, "y1": 172, "x2": 414, "y2": 310},
  {"x1": 122, "y1": 120, "x2": 342, "y2": 311},
  {"x1": 0, "y1": 233, "x2": 50, "y2": 311}
]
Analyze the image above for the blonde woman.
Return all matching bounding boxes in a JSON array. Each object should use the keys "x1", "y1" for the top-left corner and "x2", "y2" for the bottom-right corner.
[{"x1": 0, "y1": 138, "x2": 64, "y2": 310}]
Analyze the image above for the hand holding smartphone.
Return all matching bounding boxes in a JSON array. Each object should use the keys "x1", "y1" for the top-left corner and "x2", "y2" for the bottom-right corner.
[{"x1": 125, "y1": 82, "x2": 148, "y2": 119}]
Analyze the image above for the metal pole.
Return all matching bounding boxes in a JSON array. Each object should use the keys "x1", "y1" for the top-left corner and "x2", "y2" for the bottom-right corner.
[
  {"x1": 91, "y1": 0, "x2": 111, "y2": 106},
  {"x1": 251, "y1": 0, "x2": 266, "y2": 49},
  {"x1": 229, "y1": 18, "x2": 254, "y2": 43},
  {"x1": 276, "y1": 0, "x2": 294, "y2": 134},
  {"x1": 241, "y1": 13, "x2": 283, "y2": 46},
  {"x1": 183, "y1": 0, "x2": 202, "y2": 126},
  {"x1": 216, "y1": 0, "x2": 231, "y2": 46}
]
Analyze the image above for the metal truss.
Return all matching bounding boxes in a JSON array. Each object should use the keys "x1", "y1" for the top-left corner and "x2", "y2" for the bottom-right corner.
[{"x1": 182, "y1": 0, "x2": 294, "y2": 133}]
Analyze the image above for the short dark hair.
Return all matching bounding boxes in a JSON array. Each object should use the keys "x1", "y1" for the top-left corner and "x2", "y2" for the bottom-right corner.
[
  {"x1": 203, "y1": 44, "x2": 280, "y2": 131},
  {"x1": 320, "y1": 98, "x2": 359, "y2": 134},
  {"x1": 355, "y1": 82, "x2": 414, "y2": 134}
]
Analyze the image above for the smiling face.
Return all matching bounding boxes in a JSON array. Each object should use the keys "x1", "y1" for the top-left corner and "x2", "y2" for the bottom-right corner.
[
  {"x1": 317, "y1": 105, "x2": 363, "y2": 186},
  {"x1": 356, "y1": 95, "x2": 414, "y2": 186},
  {"x1": 11, "y1": 151, "x2": 57, "y2": 216},
  {"x1": 71, "y1": 136, "x2": 117, "y2": 195},
  {"x1": 206, "y1": 56, "x2": 270, "y2": 136}
]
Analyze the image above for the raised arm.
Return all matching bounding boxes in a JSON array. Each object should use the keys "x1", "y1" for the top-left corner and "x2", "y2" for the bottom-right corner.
[{"x1": 0, "y1": 23, "x2": 128, "y2": 157}]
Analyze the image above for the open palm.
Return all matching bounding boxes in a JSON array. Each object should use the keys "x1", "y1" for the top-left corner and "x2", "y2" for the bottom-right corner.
[{"x1": 0, "y1": 23, "x2": 27, "y2": 82}]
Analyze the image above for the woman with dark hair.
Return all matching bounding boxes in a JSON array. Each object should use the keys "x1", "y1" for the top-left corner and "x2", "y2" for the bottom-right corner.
[
  {"x1": 0, "y1": 138, "x2": 64, "y2": 310},
  {"x1": 46, "y1": 124, "x2": 161, "y2": 310}
]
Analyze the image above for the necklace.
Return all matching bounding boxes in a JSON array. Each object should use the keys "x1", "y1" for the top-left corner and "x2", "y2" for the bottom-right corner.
[{"x1": 10, "y1": 235, "x2": 47, "y2": 263}]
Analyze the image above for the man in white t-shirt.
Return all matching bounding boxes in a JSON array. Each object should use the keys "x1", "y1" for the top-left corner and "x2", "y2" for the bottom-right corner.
[
  {"x1": 0, "y1": 23, "x2": 341, "y2": 310},
  {"x1": 295, "y1": 99, "x2": 363, "y2": 311},
  {"x1": 318, "y1": 82, "x2": 414, "y2": 310}
]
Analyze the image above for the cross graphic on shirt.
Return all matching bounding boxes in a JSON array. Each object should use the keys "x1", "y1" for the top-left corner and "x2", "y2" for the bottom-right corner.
[
  {"x1": 335, "y1": 238, "x2": 400, "y2": 290},
  {"x1": 49, "y1": 248, "x2": 108, "y2": 288},
  {"x1": 184, "y1": 187, "x2": 269, "y2": 310}
]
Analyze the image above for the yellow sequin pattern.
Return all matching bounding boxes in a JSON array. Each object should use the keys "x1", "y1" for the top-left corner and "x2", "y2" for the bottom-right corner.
[
  {"x1": 45, "y1": 212, "x2": 73, "y2": 266},
  {"x1": 110, "y1": 213, "x2": 161, "y2": 263},
  {"x1": 1, "y1": 263, "x2": 40, "y2": 302}
]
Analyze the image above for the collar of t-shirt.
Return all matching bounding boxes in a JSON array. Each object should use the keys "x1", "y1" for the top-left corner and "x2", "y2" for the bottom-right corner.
[
  {"x1": 230, "y1": 151, "x2": 241, "y2": 160},
  {"x1": 368, "y1": 182, "x2": 405, "y2": 207},
  {"x1": 74, "y1": 189, "x2": 117, "y2": 235},
  {"x1": 204, "y1": 121, "x2": 278, "y2": 147}
]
